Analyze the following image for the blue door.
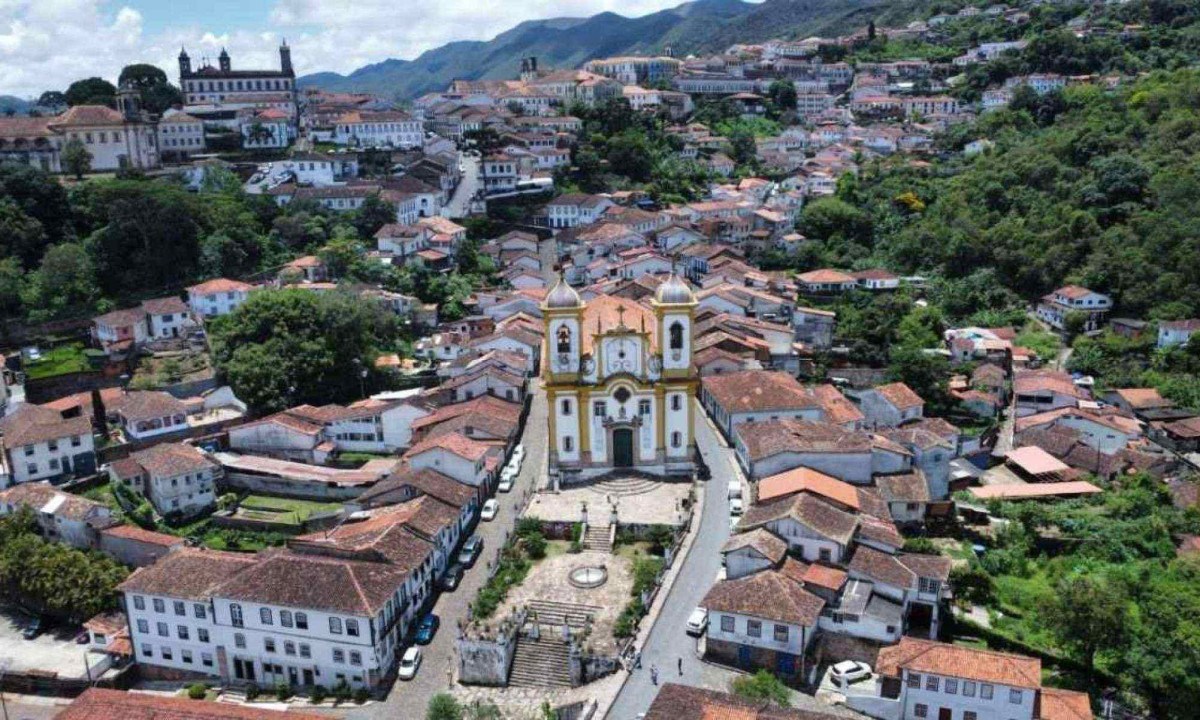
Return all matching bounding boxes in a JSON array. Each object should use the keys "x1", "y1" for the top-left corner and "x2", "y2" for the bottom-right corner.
[
  {"x1": 777, "y1": 652, "x2": 796, "y2": 676},
  {"x1": 737, "y1": 645, "x2": 751, "y2": 668}
]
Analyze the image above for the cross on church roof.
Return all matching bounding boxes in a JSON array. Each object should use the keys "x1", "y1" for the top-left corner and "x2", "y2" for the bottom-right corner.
[{"x1": 616, "y1": 305, "x2": 627, "y2": 328}]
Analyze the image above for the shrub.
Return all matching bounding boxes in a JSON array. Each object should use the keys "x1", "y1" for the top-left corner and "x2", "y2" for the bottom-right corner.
[
  {"x1": 332, "y1": 679, "x2": 352, "y2": 704},
  {"x1": 310, "y1": 685, "x2": 328, "y2": 704},
  {"x1": 427, "y1": 693, "x2": 464, "y2": 720},
  {"x1": 244, "y1": 683, "x2": 259, "y2": 701},
  {"x1": 730, "y1": 669, "x2": 791, "y2": 706},
  {"x1": 353, "y1": 686, "x2": 371, "y2": 704},
  {"x1": 524, "y1": 531, "x2": 547, "y2": 559},
  {"x1": 275, "y1": 682, "x2": 292, "y2": 701},
  {"x1": 187, "y1": 683, "x2": 207, "y2": 700},
  {"x1": 515, "y1": 517, "x2": 543, "y2": 538},
  {"x1": 613, "y1": 598, "x2": 646, "y2": 638},
  {"x1": 902, "y1": 537, "x2": 938, "y2": 554},
  {"x1": 569, "y1": 540, "x2": 583, "y2": 554}
]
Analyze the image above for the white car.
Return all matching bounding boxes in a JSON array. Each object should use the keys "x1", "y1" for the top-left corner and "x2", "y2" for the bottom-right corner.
[
  {"x1": 686, "y1": 607, "x2": 708, "y2": 636},
  {"x1": 511, "y1": 445, "x2": 525, "y2": 465},
  {"x1": 729, "y1": 498, "x2": 744, "y2": 516},
  {"x1": 727, "y1": 480, "x2": 742, "y2": 499},
  {"x1": 729, "y1": 515, "x2": 740, "y2": 531},
  {"x1": 501, "y1": 464, "x2": 519, "y2": 481},
  {"x1": 498, "y1": 477, "x2": 514, "y2": 493},
  {"x1": 830, "y1": 660, "x2": 872, "y2": 686},
  {"x1": 398, "y1": 646, "x2": 422, "y2": 680},
  {"x1": 481, "y1": 499, "x2": 500, "y2": 521}
]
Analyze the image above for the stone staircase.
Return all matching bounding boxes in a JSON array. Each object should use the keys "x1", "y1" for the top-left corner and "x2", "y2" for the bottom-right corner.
[
  {"x1": 525, "y1": 599, "x2": 600, "y2": 629},
  {"x1": 508, "y1": 633, "x2": 573, "y2": 688},
  {"x1": 583, "y1": 475, "x2": 661, "y2": 497},
  {"x1": 582, "y1": 524, "x2": 612, "y2": 552}
]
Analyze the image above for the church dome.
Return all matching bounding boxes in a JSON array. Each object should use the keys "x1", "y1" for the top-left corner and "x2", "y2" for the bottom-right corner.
[
  {"x1": 546, "y1": 277, "x2": 582, "y2": 309},
  {"x1": 655, "y1": 273, "x2": 695, "y2": 305}
]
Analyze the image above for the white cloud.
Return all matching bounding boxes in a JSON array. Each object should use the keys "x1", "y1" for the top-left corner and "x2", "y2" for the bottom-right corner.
[{"x1": 0, "y1": 0, "x2": 709, "y2": 98}]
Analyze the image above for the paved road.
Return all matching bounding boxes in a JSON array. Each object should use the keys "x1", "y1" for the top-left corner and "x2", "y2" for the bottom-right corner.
[
  {"x1": 352, "y1": 386, "x2": 549, "y2": 718},
  {"x1": 605, "y1": 401, "x2": 738, "y2": 719},
  {"x1": 443, "y1": 155, "x2": 480, "y2": 219}
]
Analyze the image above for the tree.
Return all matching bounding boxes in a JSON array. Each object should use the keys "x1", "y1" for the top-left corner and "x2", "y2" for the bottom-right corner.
[
  {"x1": 208, "y1": 289, "x2": 399, "y2": 414},
  {"x1": 0, "y1": 258, "x2": 24, "y2": 320},
  {"x1": 36, "y1": 91, "x2": 66, "y2": 109},
  {"x1": 118, "y1": 63, "x2": 168, "y2": 89},
  {"x1": 0, "y1": 162, "x2": 73, "y2": 243},
  {"x1": 61, "y1": 138, "x2": 92, "y2": 180},
  {"x1": 730, "y1": 669, "x2": 791, "y2": 706},
  {"x1": 426, "y1": 693, "x2": 463, "y2": 720},
  {"x1": 22, "y1": 242, "x2": 96, "y2": 321},
  {"x1": 84, "y1": 183, "x2": 202, "y2": 295},
  {"x1": 0, "y1": 198, "x2": 49, "y2": 268},
  {"x1": 352, "y1": 195, "x2": 397, "y2": 239},
  {"x1": 767, "y1": 79, "x2": 797, "y2": 112},
  {"x1": 1046, "y1": 573, "x2": 1129, "y2": 673},
  {"x1": 64, "y1": 77, "x2": 116, "y2": 107},
  {"x1": 728, "y1": 128, "x2": 757, "y2": 166}
]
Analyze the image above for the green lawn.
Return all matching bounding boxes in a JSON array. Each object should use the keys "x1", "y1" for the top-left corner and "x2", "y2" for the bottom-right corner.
[
  {"x1": 238, "y1": 495, "x2": 343, "y2": 521},
  {"x1": 81, "y1": 483, "x2": 118, "y2": 510},
  {"x1": 23, "y1": 343, "x2": 92, "y2": 379},
  {"x1": 1015, "y1": 323, "x2": 1062, "y2": 362}
]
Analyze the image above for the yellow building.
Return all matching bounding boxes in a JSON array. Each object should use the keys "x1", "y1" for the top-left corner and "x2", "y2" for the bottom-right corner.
[{"x1": 542, "y1": 275, "x2": 698, "y2": 484}]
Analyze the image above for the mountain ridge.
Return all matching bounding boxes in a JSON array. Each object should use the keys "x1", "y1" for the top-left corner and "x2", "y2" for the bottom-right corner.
[{"x1": 298, "y1": 0, "x2": 919, "y2": 99}]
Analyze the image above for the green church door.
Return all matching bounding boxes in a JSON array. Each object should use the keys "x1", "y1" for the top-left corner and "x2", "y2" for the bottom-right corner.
[{"x1": 613, "y1": 429, "x2": 634, "y2": 468}]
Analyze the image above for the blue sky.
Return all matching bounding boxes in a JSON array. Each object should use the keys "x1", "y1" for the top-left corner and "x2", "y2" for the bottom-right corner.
[{"x1": 0, "y1": 0, "x2": 724, "y2": 97}]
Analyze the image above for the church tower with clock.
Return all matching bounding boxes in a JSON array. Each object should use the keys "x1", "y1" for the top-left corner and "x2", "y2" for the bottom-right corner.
[{"x1": 542, "y1": 275, "x2": 698, "y2": 483}]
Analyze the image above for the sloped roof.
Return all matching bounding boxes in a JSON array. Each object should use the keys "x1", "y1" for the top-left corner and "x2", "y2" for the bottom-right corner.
[
  {"x1": 702, "y1": 568, "x2": 825, "y2": 627},
  {"x1": 875, "y1": 636, "x2": 1041, "y2": 689}
]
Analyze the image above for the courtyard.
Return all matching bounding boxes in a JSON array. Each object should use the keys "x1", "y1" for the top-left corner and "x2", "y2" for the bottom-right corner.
[{"x1": 524, "y1": 475, "x2": 693, "y2": 528}]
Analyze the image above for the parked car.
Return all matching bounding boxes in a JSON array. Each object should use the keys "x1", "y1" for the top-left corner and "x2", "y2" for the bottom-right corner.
[
  {"x1": 729, "y1": 515, "x2": 740, "y2": 531},
  {"x1": 686, "y1": 607, "x2": 708, "y2": 636},
  {"x1": 830, "y1": 660, "x2": 872, "y2": 686},
  {"x1": 398, "y1": 646, "x2": 422, "y2": 680},
  {"x1": 415, "y1": 614, "x2": 440, "y2": 644},
  {"x1": 441, "y1": 563, "x2": 464, "y2": 591},
  {"x1": 729, "y1": 498, "x2": 744, "y2": 516},
  {"x1": 727, "y1": 480, "x2": 742, "y2": 499},
  {"x1": 458, "y1": 535, "x2": 483, "y2": 567},
  {"x1": 22, "y1": 618, "x2": 42, "y2": 640},
  {"x1": 500, "y1": 464, "x2": 518, "y2": 482},
  {"x1": 511, "y1": 444, "x2": 525, "y2": 465},
  {"x1": 497, "y1": 476, "x2": 514, "y2": 493},
  {"x1": 481, "y1": 499, "x2": 500, "y2": 521}
]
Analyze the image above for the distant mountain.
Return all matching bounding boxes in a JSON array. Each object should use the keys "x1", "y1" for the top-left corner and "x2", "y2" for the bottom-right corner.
[
  {"x1": 299, "y1": 0, "x2": 924, "y2": 100},
  {"x1": 0, "y1": 96, "x2": 33, "y2": 115}
]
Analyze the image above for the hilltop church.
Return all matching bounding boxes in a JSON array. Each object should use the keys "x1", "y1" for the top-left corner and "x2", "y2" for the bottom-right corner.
[{"x1": 542, "y1": 275, "x2": 698, "y2": 484}]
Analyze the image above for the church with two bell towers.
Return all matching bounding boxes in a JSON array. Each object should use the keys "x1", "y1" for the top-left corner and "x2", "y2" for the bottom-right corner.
[{"x1": 542, "y1": 275, "x2": 699, "y2": 483}]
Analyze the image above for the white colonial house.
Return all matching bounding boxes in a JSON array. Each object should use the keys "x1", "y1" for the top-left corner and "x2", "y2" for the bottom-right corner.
[
  {"x1": 0, "y1": 404, "x2": 97, "y2": 485},
  {"x1": 187, "y1": 278, "x2": 254, "y2": 319},
  {"x1": 109, "y1": 443, "x2": 219, "y2": 518},
  {"x1": 333, "y1": 111, "x2": 423, "y2": 149}
]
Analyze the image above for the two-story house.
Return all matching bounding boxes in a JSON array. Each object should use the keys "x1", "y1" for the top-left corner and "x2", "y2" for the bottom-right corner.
[
  {"x1": 187, "y1": 278, "x2": 254, "y2": 319},
  {"x1": 0, "y1": 404, "x2": 96, "y2": 486},
  {"x1": 1035, "y1": 285, "x2": 1112, "y2": 333},
  {"x1": 109, "y1": 391, "x2": 191, "y2": 442},
  {"x1": 856, "y1": 382, "x2": 925, "y2": 429},
  {"x1": 109, "y1": 442, "x2": 219, "y2": 518},
  {"x1": 0, "y1": 481, "x2": 116, "y2": 549}
]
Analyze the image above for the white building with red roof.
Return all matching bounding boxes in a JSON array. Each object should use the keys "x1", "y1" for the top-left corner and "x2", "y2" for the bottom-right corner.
[
  {"x1": 187, "y1": 278, "x2": 254, "y2": 318},
  {"x1": 1035, "y1": 284, "x2": 1112, "y2": 332}
]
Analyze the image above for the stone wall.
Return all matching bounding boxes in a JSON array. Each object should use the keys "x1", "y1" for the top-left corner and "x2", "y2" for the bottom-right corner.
[{"x1": 457, "y1": 612, "x2": 523, "y2": 686}]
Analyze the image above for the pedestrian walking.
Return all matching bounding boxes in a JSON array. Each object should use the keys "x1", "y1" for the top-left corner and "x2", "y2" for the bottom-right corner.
[
  {"x1": 650, "y1": 665, "x2": 659, "y2": 686},
  {"x1": 678, "y1": 657, "x2": 683, "y2": 675},
  {"x1": 635, "y1": 650, "x2": 642, "y2": 669}
]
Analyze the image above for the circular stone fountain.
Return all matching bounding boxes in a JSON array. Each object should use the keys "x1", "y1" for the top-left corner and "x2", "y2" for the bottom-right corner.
[{"x1": 568, "y1": 565, "x2": 608, "y2": 589}]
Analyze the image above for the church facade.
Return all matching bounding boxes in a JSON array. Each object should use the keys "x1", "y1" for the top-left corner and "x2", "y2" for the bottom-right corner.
[{"x1": 542, "y1": 276, "x2": 698, "y2": 482}]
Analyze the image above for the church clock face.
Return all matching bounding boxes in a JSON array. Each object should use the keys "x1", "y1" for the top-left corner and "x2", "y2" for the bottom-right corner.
[{"x1": 605, "y1": 338, "x2": 636, "y2": 375}]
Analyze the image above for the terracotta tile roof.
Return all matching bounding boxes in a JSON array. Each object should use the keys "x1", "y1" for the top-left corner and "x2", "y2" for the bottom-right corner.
[
  {"x1": 1014, "y1": 406, "x2": 1139, "y2": 436},
  {"x1": 969, "y1": 481, "x2": 1102, "y2": 500},
  {"x1": 702, "y1": 568, "x2": 825, "y2": 627},
  {"x1": 799, "y1": 560, "x2": 847, "y2": 591},
  {"x1": 872, "y1": 382, "x2": 924, "y2": 410},
  {"x1": 798, "y1": 269, "x2": 856, "y2": 284},
  {"x1": 235, "y1": 411, "x2": 324, "y2": 437},
  {"x1": 897, "y1": 552, "x2": 953, "y2": 582},
  {"x1": 406, "y1": 431, "x2": 491, "y2": 463},
  {"x1": 736, "y1": 419, "x2": 873, "y2": 462},
  {"x1": 807, "y1": 384, "x2": 864, "y2": 426},
  {"x1": 1164, "y1": 415, "x2": 1200, "y2": 439},
  {"x1": 357, "y1": 466, "x2": 475, "y2": 508},
  {"x1": 187, "y1": 277, "x2": 253, "y2": 294},
  {"x1": 1160, "y1": 318, "x2": 1200, "y2": 332},
  {"x1": 60, "y1": 688, "x2": 327, "y2": 719},
  {"x1": 292, "y1": 503, "x2": 435, "y2": 571},
  {"x1": 0, "y1": 404, "x2": 92, "y2": 448},
  {"x1": 50, "y1": 105, "x2": 126, "y2": 127},
  {"x1": 876, "y1": 636, "x2": 1042, "y2": 689},
  {"x1": 1053, "y1": 284, "x2": 1095, "y2": 300},
  {"x1": 1040, "y1": 688, "x2": 1094, "y2": 720},
  {"x1": 721, "y1": 528, "x2": 788, "y2": 564},
  {"x1": 0, "y1": 482, "x2": 111, "y2": 523},
  {"x1": 1014, "y1": 370, "x2": 1086, "y2": 399},
  {"x1": 644, "y1": 683, "x2": 842, "y2": 720},
  {"x1": 1111, "y1": 387, "x2": 1172, "y2": 410},
  {"x1": 111, "y1": 391, "x2": 187, "y2": 422},
  {"x1": 0, "y1": 115, "x2": 54, "y2": 139},
  {"x1": 141, "y1": 296, "x2": 189, "y2": 316},
  {"x1": 971, "y1": 363, "x2": 1007, "y2": 385},
  {"x1": 94, "y1": 307, "x2": 146, "y2": 328},
  {"x1": 84, "y1": 611, "x2": 126, "y2": 636},
  {"x1": 757, "y1": 466, "x2": 859, "y2": 508},
  {"x1": 119, "y1": 548, "x2": 256, "y2": 601},
  {"x1": 100, "y1": 524, "x2": 185, "y2": 547},
  {"x1": 741, "y1": 493, "x2": 858, "y2": 545},
  {"x1": 412, "y1": 398, "x2": 522, "y2": 431},
  {"x1": 216, "y1": 549, "x2": 411, "y2": 616},
  {"x1": 702, "y1": 371, "x2": 821, "y2": 415},
  {"x1": 875, "y1": 471, "x2": 930, "y2": 503},
  {"x1": 128, "y1": 443, "x2": 216, "y2": 478}
]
